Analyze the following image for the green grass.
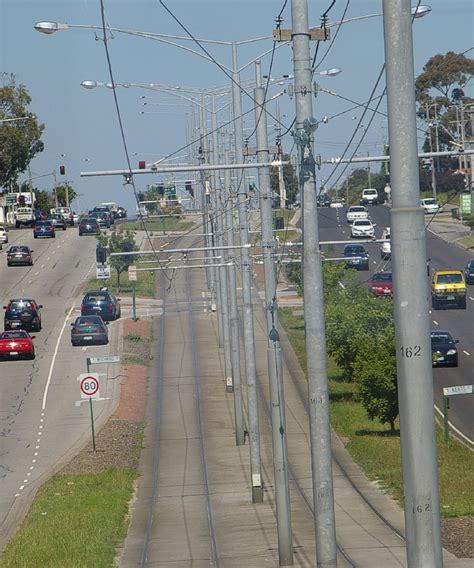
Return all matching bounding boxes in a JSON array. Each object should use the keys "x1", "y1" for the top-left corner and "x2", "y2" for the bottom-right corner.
[
  {"x1": 279, "y1": 307, "x2": 474, "y2": 518},
  {"x1": 275, "y1": 229, "x2": 300, "y2": 242},
  {"x1": 458, "y1": 234, "x2": 474, "y2": 249},
  {"x1": 86, "y1": 270, "x2": 156, "y2": 298},
  {"x1": 0, "y1": 469, "x2": 138, "y2": 568},
  {"x1": 122, "y1": 218, "x2": 193, "y2": 232}
]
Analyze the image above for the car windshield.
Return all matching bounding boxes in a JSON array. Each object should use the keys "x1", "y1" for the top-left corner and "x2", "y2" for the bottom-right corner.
[
  {"x1": 350, "y1": 207, "x2": 365, "y2": 212},
  {"x1": 344, "y1": 246, "x2": 365, "y2": 254},
  {"x1": 9, "y1": 246, "x2": 29, "y2": 253},
  {"x1": 0, "y1": 331, "x2": 29, "y2": 339},
  {"x1": 35, "y1": 221, "x2": 50, "y2": 227},
  {"x1": 371, "y1": 273, "x2": 392, "y2": 282},
  {"x1": 84, "y1": 293, "x2": 108, "y2": 302},
  {"x1": 431, "y1": 333, "x2": 454, "y2": 345},
  {"x1": 354, "y1": 220, "x2": 371, "y2": 226},
  {"x1": 436, "y1": 274, "x2": 463, "y2": 284},
  {"x1": 75, "y1": 316, "x2": 104, "y2": 326},
  {"x1": 467, "y1": 260, "x2": 474, "y2": 269},
  {"x1": 9, "y1": 300, "x2": 34, "y2": 310},
  {"x1": 423, "y1": 199, "x2": 436, "y2": 205},
  {"x1": 81, "y1": 219, "x2": 98, "y2": 225}
]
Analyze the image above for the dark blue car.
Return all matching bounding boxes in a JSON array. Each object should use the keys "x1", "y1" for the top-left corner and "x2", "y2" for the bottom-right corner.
[
  {"x1": 80, "y1": 289, "x2": 121, "y2": 321},
  {"x1": 343, "y1": 244, "x2": 369, "y2": 270},
  {"x1": 33, "y1": 220, "x2": 55, "y2": 239}
]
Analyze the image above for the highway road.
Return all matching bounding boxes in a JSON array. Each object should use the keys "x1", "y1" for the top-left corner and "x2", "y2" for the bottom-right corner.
[
  {"x1": 0, "y1": 225, "x2": 122, "y2": 548},
  {"x1": 316, "y1": 205, "x2": 473, "y2": 443}
]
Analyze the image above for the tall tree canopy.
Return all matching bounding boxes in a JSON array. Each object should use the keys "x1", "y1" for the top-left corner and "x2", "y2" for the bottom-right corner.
[{"x1": 0, "y1": 74, "x2": 44, "y2": 189}]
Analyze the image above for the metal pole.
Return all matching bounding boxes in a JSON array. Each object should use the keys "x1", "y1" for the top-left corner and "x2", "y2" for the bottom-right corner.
[
  {"x1": 231, "y1": 45, "x2": 263, "y2": 504},
  {"x1": 426, "y1": 104, "x2": 438, "y2": 200},
  {"x1": 443, "y1": 397, "x2": 449, "y2": 443},
  {"x1": 291, "y1": 1, "x2": 337, "y2": 566},
  {"x1": 383, "y1": 2, "x2": 443, "y2": 566},
  {"x1": 276, "y1": 99, "x2": 287, "y2": 209},
  {"x1": 254, "y1": 61, "x2": 293, "y2": 560},
  {"x1": 199, "y1": 97, "x2": 213, "y2": 293},
  {"x1": 89, "y1": 398, "x2": 96, "y2": 453},
  {"x1": 132, "y1": 280, "x2": 137, "y2": 322}
]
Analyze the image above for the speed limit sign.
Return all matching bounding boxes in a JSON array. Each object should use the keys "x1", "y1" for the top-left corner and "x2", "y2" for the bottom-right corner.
[{"x1": 79, "y1": 374, "x2": 100, "y2": 399}]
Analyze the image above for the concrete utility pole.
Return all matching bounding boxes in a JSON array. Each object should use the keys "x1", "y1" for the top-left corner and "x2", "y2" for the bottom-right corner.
[
  {"x1": 223, "y1": 150, "x2": 246, "y2": 446},
  {"x1": 383, "y1": 2, "x2": 443, "y2": 567},
  {"x1": 254, "y1": 61, "x2": 293, "y2": 565},
  {"x1": 426, "y1": 104, "x2": 438, "y2": 199},
  {"x1": 231, "y1": 42, "x2": 263, "y2": 504},
  {"x1": 291, "y1": 1, "x2": 337, "y2": 566},
  {"x1": 275, "y1": 99, "x2": 287, "y2": 209}
]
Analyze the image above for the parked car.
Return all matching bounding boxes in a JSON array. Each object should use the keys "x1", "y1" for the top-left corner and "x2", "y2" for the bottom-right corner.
[
  {"x1": 360, "y1": 188, "x2": 379, "y2": 206},
  {"x1": 6, "y1": 245, "x2": 34, "y2": 266},
  {"x1": 431, "y1": 270, "x2": 467, "y2": 310},
  {"x1": 47, "y1": 214, "x2": 67, "y2": 231},
  {"x1": 3, "y1": 298, "x2": 43, "y2": 332},
  {"x1": 368, "y1": 271, "x2": 393, "y2": 296},
  {"x1": 464, "y1": 259, "x2": 474, "y2": 285},
  {"x1": 420, "y1": 198, "x2": 442, "y2": 214},
  {"x1": 0, "y1": 330, "x2": 35, "y2": 360},
  {"x1": 343, "y1": 244, "x2": 369, "y2": 270},
  {"x1": 431, "y1": 330, "x2": 459, "y2": 367},
  {"x1": 0, "y1": 225, "x2": 9, "y2": 244},
  {"x1": 380, "y1": 227, "x2": 391, "y2": 260},
  {"x1": 80, "y1": 289, "x2": 121, "y2": 321},
  {"x1": 70, "y1": 315, "x2": 109, "y2": 346},
  {"x1": 346, "y1": 205, "x2": 369, "y2": 224},
  {"x1": 78, "y1": 218, "x2": 100, "y2": 236},
  {"x1": 33, "y1": 220, "x2": 55, "y2": 239},
  {"x1": 351, "y1": 218, "x2": 376, "y2": 238}
]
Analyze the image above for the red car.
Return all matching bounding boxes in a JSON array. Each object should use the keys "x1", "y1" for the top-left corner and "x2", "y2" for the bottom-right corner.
[
  {"x1": 0, "y1": 330, "x2": 35, "y2": 360},
  {"x1": 368, "y1": 272, "x2": 393, "y2": 296}
]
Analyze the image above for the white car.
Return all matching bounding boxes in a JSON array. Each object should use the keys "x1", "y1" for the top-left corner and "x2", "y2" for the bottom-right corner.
[
  {"x1": 420, "y1": 198, "x2": 442, "y2": 214},
  {"x1": 0, "y1": 225, "x2": 8, "y2": 244},
  {"x1": 346, "y1": 206, "x2": 369, "y2": 224},
  {"x1": 329, "y1": 198, "x2": 344, "y2": 208},
  {"x1": 351, "y1": 218, "x2": 376, "y2": 238},
  {"x1": 380, "y1": 227, "x2": 391, "y2": 259}
]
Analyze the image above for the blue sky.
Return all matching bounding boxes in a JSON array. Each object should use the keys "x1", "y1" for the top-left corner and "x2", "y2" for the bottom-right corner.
[{"x1": 1, "y1": 0, "x2": 473, "y2": 211}]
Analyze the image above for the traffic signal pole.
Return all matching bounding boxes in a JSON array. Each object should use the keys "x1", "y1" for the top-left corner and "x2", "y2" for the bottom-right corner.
[
  {"x1": 383, "y1": 2, "x2": 442, "y2": 566},
  {"x1": 291, "y1": 1, "x2": 337, "y2": 565}
]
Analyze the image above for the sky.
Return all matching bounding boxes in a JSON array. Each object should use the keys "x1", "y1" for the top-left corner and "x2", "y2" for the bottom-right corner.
[{"x1": 1, "y1": 0, "x2": 473, "y2": 212}]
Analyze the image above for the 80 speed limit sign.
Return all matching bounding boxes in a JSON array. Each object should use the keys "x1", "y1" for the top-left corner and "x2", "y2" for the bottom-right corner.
[{"x1": 79, "y1": 374, "x2": 100, "y2": 399}]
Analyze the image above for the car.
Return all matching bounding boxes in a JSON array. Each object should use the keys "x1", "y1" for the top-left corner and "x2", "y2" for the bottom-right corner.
[
  {"x1": 51, "y1": 207, "x2": 74, "y2": 226},
  {"x1": 47, "y1": 214, "x2": 67, "y2": 231},
  {"x1": 6, "y1": 245, "x2": 34, "y2": 266},
  {"x1": 3, "y1": 298, "x2": 43, "y2": 332},
  {"x1": 92, "y1": 206, "x2": 114, "y2": 225},
  {"x1": 368, "y1": 271, "x2": 393, "y2": 296},
  {"x1": 71, "y1": 315, "x2": 109, "y2": 346},
  {"x1": 316, "y1": 194, "x2": 331, "y2": 208},
  {"x1": 380, "y1": 227, "x2": 391, "y2": 260},
  {"x1": 431, "y1": 330, "x2": 459, "y2": 367},
  {"x1": 115, "y1": 206, "x2": 127, "y2": 219},
  {"x1": 351, "y1": 218, "x2": 376, "y2": 238},
  {"x1": 343, "y1": 244, "x2": 369, "y2": 270},
  {"x1": 464, "y1": 259, "x2": 474, "y2": 285},
  {"x1": 33, "y1": 220, "x2": 55, "y2": 239},
  {"x1": 431, "y1": 270, "x2": 467, "y2": 310},
  {"x1": 90, "y1": 211, "x2": 111, "y2": 229},
  {"x1": 0, "y1": 330, "x2": 35, "y2": 360},
  {"x1": 329, "y1": 198, "x2": 344, "y2": 208},
  {"x1": 80, "y1": 289, "x2": 121, "y2": 321},
  {"x1": 420, "y1": 198, "x2": 442, "y2": 214},
  {"x1": 0, "y1": 225, "x2": 9, "y2": 244},
  {"x1": 360, "y1": 188, "x2": 379, "y2": 206},
  {"x1": 72, "y1": 212, "x2": 80, "y2": 224},
  {"x1": 78, "y1": 218, "x2": 100, "y2": 236},
  {"x1": 346, "y1": 205, "x2": 369, "y2": 224}
]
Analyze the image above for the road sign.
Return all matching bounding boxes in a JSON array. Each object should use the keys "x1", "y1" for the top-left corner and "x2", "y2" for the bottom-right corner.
[
  {"x1": 443, "y1": 385, "x2": 473, "y2": 397},
  {"x1": 460, "y1": 193, "x2": 471, "y2": 215},
  {"x1": 79, "y1": 373, "x2": 100, "y2": 399},
  {"x1": 88, "y1": 356, "x2": 120, "y2": 365},
  {"x1": 96, "y1": 264, "x2": 111, "y2": 279},
  {"x1": 5, "y1": 193, "x2": 17, "y2": 205},
  {"x1": 128, "y1": 265, "x2": 137, "y2": 281}
]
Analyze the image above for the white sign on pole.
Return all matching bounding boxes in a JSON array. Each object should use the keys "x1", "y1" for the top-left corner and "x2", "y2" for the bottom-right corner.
[
  {"x1": 88, "y1": 356, "x2": 120, "y2": 365},
  {"x1": 443, "y1": 385, "x2": 473, "y2": 397},
  {"x1": 96, "y1": 264, "x2": 111, "y2": 279},
  {"x1": 128, "y1": 265, "x2": 137, "y2": 281},
  {"x1": 78, "y1": 373, "x2": 101, "y2": 399}
]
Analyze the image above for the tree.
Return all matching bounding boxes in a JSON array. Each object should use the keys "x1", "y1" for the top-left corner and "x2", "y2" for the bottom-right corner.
[
  {"x1": 33, "y1": 189, "x2": 54, "y2": 212},
  {"x1": 54, "y1": 183, "x2": 77, "y2": 207},
  {"x1": 342, "y1": 167, "x2": 387, "y2": 206},
  {"x1": 97, "y1": 229, "x2": 137, "y2": 292},
  {"x1": 270, "y1": 154, "x2": 298, "y2": 206},
  {"x1": 0, "y1": 74, "x2": 44, "y2": 189}
]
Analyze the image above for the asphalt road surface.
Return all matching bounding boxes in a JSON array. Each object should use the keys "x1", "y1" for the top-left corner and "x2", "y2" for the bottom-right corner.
[
  {"x1": 317, "y1": 205, "x2": 473, "y2": 443},
  {"x1": 0, "y1": 225, "x2": 122, "y2": 548}
]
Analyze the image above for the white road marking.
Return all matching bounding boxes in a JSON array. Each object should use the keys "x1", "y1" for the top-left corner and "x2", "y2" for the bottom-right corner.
[
  {"x1": 41, "y1": 304, "x2": 76, "y2": 410},
  {"x1": 469, "y1": 296, "x2": 474, "y2": 301},
  {"x1": 432, "y1": 320, "x2": 439, "y2": 326},
  {"x1": 433, "y1": 404, "x2": 474, "y2": 446},
  {"x1": 34, "y1": 272, "x2": 39, "y2": 276},
  {"x1": 462, "y1": 350, "x2": 470, "y2": 356}
]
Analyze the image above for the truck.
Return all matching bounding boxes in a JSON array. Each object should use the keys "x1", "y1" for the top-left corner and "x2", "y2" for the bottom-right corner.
[
  {"x1": 360, "y1": 188, "x2": 379, "y2": 206},
  {"x1": 50, "y1": 206, "x2": 74, "y2": 226},
  {"x1": 14, "y1": 207, "x2": 35, "y2": 228}
]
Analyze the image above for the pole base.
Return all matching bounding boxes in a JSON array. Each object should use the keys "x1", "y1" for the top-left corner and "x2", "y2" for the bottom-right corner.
[
  {"x1": 252, "y1": 474, "x2": 264, "y2": 503},
  {"x1": 225, "y1": 377, "x2": 233, "y2": 393}
]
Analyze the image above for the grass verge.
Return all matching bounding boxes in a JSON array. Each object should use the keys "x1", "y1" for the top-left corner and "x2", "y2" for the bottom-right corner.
[
  {"x1": 457, "y1": 234, "x2": 474, "y2": 249},
  {"x1": 122, "y1": 218, "x2": 193, "y2": 232},
  {"x1": 279, "y1": 307, "x2": 474, "y2": 518},
  {"x1": 0, "y1": 469, "x2": 137, "y2": 568},
  {"x1": 85, "y1": 269, "x2": 156, "y2": 298}
]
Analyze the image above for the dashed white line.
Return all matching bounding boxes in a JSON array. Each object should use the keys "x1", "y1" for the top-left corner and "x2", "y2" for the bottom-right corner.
[
  {"x1": 462, "y1": 350, "x2": 470, "y2": 356},
  {"x1": 432, "y1": 320, "x2": 439, "y2": 326}
]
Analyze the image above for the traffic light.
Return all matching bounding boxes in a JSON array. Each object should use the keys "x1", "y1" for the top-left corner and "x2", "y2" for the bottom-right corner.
[
  {"x1": 59, "y1": 165, "x2": 66, "y2": 175},
  {"x1": 18, "y1": 194, "x2": 26, "y2": 206},
  {"x1": 138, "y1": 161, "x2": 146, "y2": 169},
  {"x1": 96, "y1": 247, "x2": 107, "y2": 264},
  {"x1": 157, "y1": 183, "x2": 165, "y2": 196}
]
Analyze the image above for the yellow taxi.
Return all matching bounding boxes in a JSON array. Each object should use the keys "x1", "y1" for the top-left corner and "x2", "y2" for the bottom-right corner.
[{"x1": 431, "y1": 270, "x2": 467, "y2": 310}]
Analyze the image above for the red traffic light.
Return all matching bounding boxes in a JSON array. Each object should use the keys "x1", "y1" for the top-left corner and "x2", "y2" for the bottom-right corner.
[
  {"x1": 59, "y1": 165, "x2": 66, "y2": 175},
  {"x1": 138, "y1": 161, "x2": 146, "y2": 169}
]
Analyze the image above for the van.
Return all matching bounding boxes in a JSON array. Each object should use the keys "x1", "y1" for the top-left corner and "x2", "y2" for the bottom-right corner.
[{"x1": 360, "y1": 188, "x2": 379, "y2": 206}]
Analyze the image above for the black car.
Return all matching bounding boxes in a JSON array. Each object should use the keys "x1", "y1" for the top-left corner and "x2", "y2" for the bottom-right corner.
[
  {"x1": 6, "y1": 245, "x2": 34, "y2": 266},
  {"x1": 431, "y1": 330, "x2": 459, "y2": 367},
  {"x1": 3, "y1": 298, "x2": 43, "y2": 332},
  {"x1": 47, "y1": 214, "x2": 67, "y2": 231},
  {"x1": 316, "y1": 194, "x2": 331, "y2": 207},
  {"x1": 343, "y1": 244, "x2": 369, "y2": 270},
  {"x1": 115, "y1": 206, "x2": 127, "y2": 219},
  {"x1": 80, "y1": 289, "x2": 121, "y2": 321},
  {"x1": 71, "y1": 315, "x2": 109, "y2": 346},
  {"x1": 79, "y1": 218, "x2": 100, "y2": 236},
  {"x1": 464, "y1": 259, "x2": 474, "y2": 285}
]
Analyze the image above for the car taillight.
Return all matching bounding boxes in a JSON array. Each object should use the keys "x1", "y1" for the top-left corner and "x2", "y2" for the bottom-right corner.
[
  {"x1": 81, "y1": 304, "x2": 85, "y2": 313},
  {"x1": 108, "y1": 303, "x2": 113, "y2": 311},
  {"x1": 72, "y1": 328, "x2": 80, "y2": 334}
]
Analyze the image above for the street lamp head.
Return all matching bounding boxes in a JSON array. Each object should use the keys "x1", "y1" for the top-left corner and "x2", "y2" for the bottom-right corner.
[
  {"x1": 411, "y1": 5, "x2": 432, "y2": 18},
  {"x1": 34, "y1": 21, "x2": 63, "y2": 34},
  {"x1": 318, "y1": 67, "x2": 342, "y2": 77},
  {"x1": 81, "y1": 80, "x2": 98, "y2": 89}
]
